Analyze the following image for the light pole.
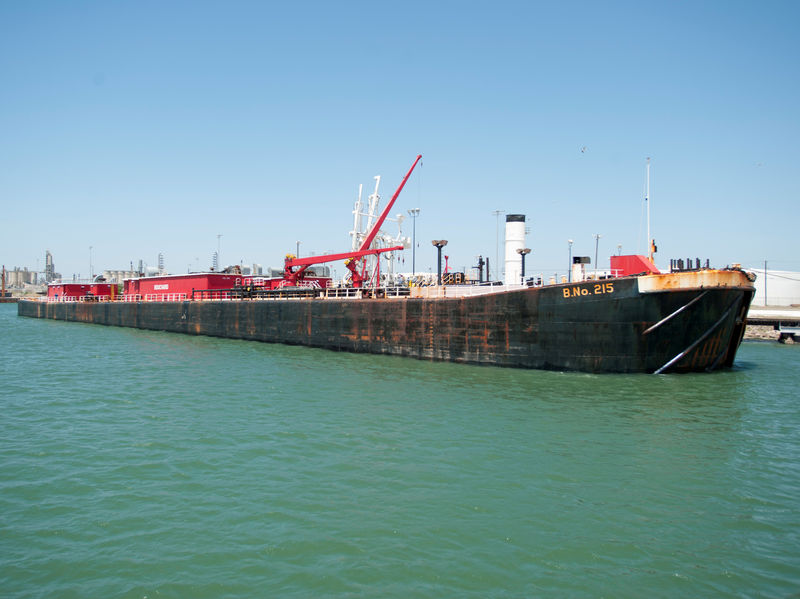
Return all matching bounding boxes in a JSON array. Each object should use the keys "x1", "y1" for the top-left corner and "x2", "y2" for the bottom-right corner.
[
  {"x1": 432, "y1": 240, "x2": 448, "y2": 285},
  {"x1": 516, "y1": 248, "x2": 531, "y2": 284},
  {"x1": 493, "y1": 209, "x2": 504, "y2": 281},
  {"x1": 567, "y1": 239, "x2": 573, "y2": 282},
  {"x1": 296, "y1": 240, "x2": 301, "y2": 258},
  {"x1": 593, "y1": 234, "x2": 603, "y2": 275},
  {"x1": 407, "y1": 208, "x2": 420, "y2": 274}
]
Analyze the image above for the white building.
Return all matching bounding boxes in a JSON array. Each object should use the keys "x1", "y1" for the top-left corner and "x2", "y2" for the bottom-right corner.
[{"x1": 747, "y1": 267, "x2": 800, "y2": 306}]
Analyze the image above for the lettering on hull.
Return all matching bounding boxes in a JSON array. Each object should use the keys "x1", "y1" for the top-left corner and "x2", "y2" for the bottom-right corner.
[{"x1": 562, "y1": 282, "x2": 614, "y2": 299}]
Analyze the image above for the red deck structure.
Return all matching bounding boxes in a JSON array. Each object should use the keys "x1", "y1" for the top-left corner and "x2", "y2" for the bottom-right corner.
[{"x1": 610, "y1": 255, "x2": 661, "y2": 277}]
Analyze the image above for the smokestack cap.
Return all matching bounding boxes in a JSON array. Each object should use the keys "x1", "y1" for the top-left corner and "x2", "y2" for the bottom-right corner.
[{"x1": 506, "y1": 214, "x2": 525, "y2": 222}]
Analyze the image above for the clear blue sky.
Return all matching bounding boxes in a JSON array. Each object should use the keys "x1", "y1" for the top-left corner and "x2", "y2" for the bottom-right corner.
[{"x1": 2, "y1": 0, "x2": 798, "y2": 280}]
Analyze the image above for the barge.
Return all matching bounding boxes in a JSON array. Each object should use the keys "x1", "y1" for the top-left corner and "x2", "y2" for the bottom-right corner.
[
  {"x1": 17, "y1": 156, "x2": 756, "y2": 373},
  {"x1": 19, "y1": 269, "x2": 753, "y2": 373}
]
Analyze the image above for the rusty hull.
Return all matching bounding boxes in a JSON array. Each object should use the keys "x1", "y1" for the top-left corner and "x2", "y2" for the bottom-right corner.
[{"x1": 18, "y1": 270, "x2": 755, "y2": 373}]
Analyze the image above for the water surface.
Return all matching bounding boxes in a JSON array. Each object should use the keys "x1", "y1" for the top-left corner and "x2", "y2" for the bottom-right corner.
[{"x1": 2, "y1": 304, "x2": 798, "y2": 597}]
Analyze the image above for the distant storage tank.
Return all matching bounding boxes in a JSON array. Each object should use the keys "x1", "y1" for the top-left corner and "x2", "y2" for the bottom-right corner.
[
  {"x1": 504, "y1": 214, "x2": 526, "y2": 285},
  {"x1": 306, "y1": 265, "x2": 331, "y2": 277},
  {"x1": 103, "y1": 270, "x2": 137, "y2": 284}
]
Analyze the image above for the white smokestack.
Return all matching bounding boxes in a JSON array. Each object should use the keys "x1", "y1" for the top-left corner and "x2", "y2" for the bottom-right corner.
[{"x1": 504, "y1": 214, "x2": 526, "y2": 285}]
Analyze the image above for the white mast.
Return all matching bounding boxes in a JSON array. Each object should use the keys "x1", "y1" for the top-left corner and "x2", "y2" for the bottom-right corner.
[
  {"x1": 646, "y1": 157, "x2": 652, "y2": 262},
  {"x1": 351, "y1": 184, "x2": 364, "y2": 252},
  {"x1": 364, "y1": 176, "x2": 381, "y2": 278},
  {"x1": 365, "y1": 176, "x2": 381, "y2": 241}
]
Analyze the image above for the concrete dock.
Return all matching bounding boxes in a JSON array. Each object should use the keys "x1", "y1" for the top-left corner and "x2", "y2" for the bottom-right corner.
[{"x1": 746, "y1": 306, "x2": 800, "y2": 342}]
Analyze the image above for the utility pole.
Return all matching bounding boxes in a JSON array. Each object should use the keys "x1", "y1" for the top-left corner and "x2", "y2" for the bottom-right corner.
[
  {"x1": 593, "y1": 234, "x2": 603, "y2": 275},
  {"x1": 568, "y1": 239, "x2": 573, "y2": 282},
  {"x1": 493, "y1": 209, "x2": 504, "y2": 281},
  {"x1": 408, "y1": 208, "x2": 420, "y2": 274}
]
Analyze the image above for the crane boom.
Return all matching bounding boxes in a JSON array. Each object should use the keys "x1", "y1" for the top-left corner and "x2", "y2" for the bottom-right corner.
[
  {"x1": 286, "y1": 245, "x2": 404, "y2": 269},
  {"x1": 358, "y1": 154, "x2": 422, "y2": 252},
  {"x1": 282, "y1": 155, "x2": 421, "y2": 288}
]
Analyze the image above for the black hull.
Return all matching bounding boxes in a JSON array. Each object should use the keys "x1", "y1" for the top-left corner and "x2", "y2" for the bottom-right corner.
[{"x1": 18, "y1": 275, "x2": 754, "y2": 373}]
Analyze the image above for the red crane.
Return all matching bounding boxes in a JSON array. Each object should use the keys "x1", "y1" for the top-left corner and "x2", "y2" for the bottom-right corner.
[{"x1": 283, "y1": 155, "x2": 422, "y2": 288}]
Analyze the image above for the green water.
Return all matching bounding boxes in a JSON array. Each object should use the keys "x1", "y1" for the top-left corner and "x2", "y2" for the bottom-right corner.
[{"x1": 2, "y1": 303, "x2": 798, "y2": 598}]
